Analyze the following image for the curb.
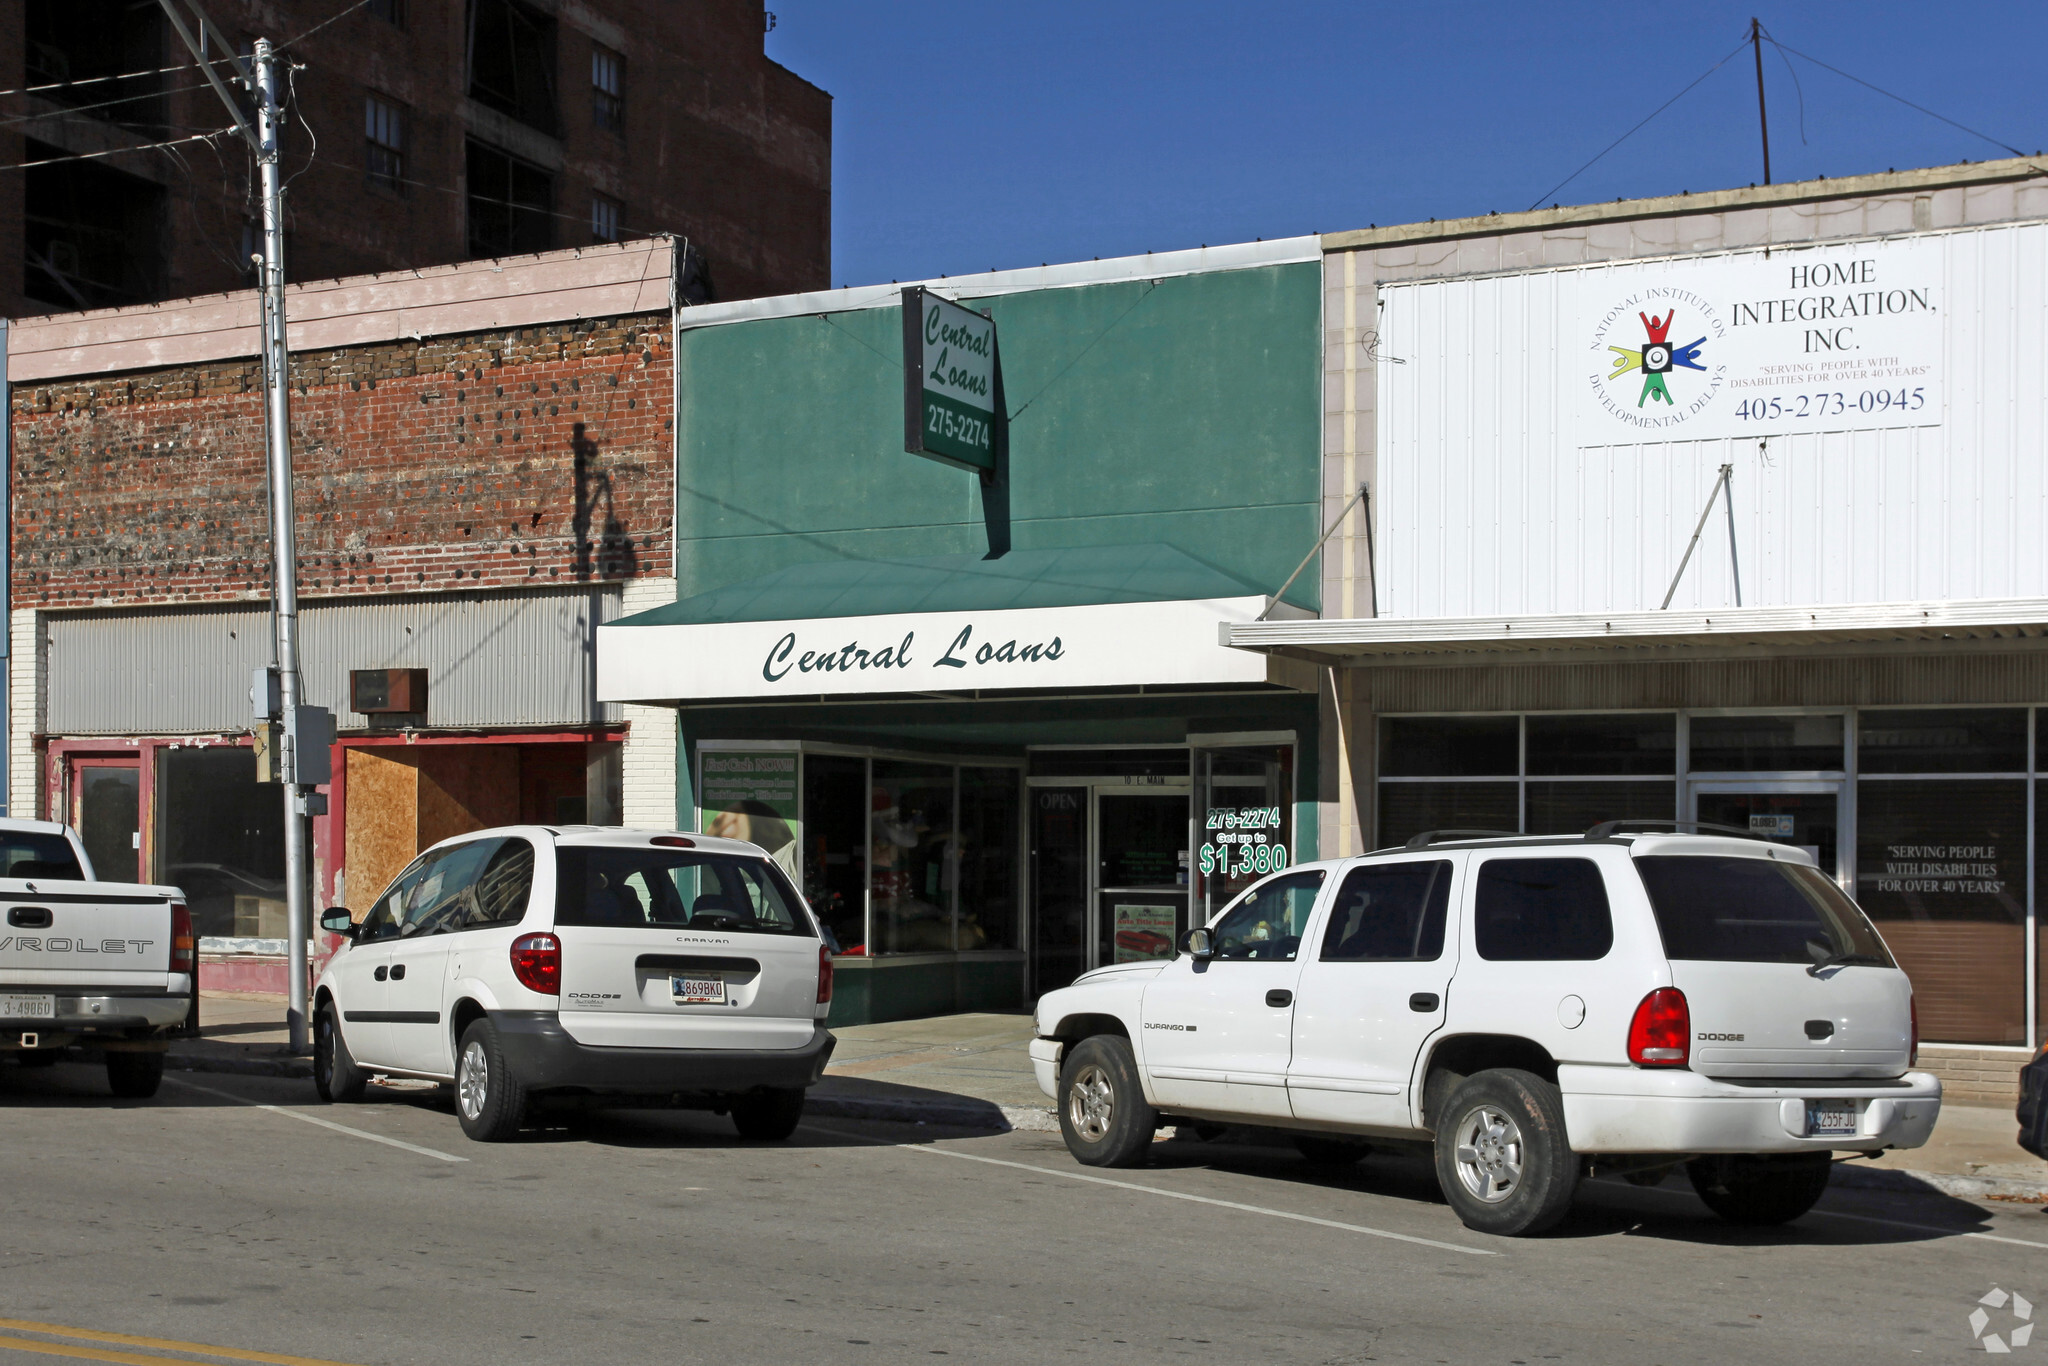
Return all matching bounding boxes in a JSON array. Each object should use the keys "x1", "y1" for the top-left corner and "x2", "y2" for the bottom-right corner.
[
  {"x1": 806, "y1": 1092, "x2": 1059, "y2": 1133},
  {"x1": 167, "y1": 1051, "x2": 312, "y2": 1081}
]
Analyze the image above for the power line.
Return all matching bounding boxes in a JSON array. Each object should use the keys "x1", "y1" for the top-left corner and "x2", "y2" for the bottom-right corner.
[
  {"x1": 0, "y1": 59, "x2": 226, "y2": 102},
  {"x1": 1764, "y1": 35, "x2": 2027, "y2": 160},
  {"x1": 0, "y1": 127, "x2": 239, "y2": 172},
  {"x1": 277, "y1": 0, "x2": 375, "y2": 53},
  {"x1": 0, "y1": 79, "x2": 215, "y2": 129},
  {"x1": 1527, "y1": 32, "x2": 1752, "y2": 212}
]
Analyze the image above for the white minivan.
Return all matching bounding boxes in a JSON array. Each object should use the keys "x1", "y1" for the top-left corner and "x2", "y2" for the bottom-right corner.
[{"x1": 312, "y1": 827, "x2": 836, "y2": 1141}]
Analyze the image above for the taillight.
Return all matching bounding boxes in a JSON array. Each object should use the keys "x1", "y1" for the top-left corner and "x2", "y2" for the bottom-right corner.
[
  {"x1": 1628, "y1": 987, "x2": 1690, "y2": 1067},
  {"x1": 170, "y1": 903, "x2": 195, "y2": 973},
  {"x1": 817, "y1": 943, "x2": 834, "y2": 1005},
  {"x1": 1909, "y1": 994, "x2": 1919, "y2": 1067},
  {"x1": 510, "y1": 933, "x2": 561, "y2": 995}
]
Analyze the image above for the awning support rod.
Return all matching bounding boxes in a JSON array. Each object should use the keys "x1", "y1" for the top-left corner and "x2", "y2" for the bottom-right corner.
[
  {"x1": 1661, "y1": 463, "x2": 1735, "y2": 610},
  {"x1": 1261, "y1": 484, "x2": 1367, "y2": 621}
]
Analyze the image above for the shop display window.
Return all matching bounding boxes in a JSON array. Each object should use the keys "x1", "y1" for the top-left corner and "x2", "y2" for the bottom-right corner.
[
  {"x1": 799, "y1": 754, "x2": 866, "y2": 954},
  {"x1": 1524, "y1": 781, "x2": 1675, "y2": 836},
  {"x1": 1688, "y1": 714, "x2": 1844, "y2": 773},
  {"x1": 958, "y1": 767, "x2": 1021, "y2": 950},
  {"x1": 1858, "y1": 709, "x2": 2026, "y2": 774},
  {"x1": 1856, "y1": 778, "x2": 2026, "y2": 1045},
  {"x1": 1377, "y1": 782, "x2": 1518, "y2": 849},
  {"x1": 1195, "y1": 745, "x2": 1293, "y2": 919},
  {"x1": 157, "y1": 746, "x2": 285, "y2": 939},
  {"x1": 1379, "y1": 716, "x2": 1517, "y2": 777},
  {"x1": 1525, "y1": 713, "x2": 1676, "y2": 776},
  {"x1": 869, "y1": 759, "x2": 956, "y2": 954}
]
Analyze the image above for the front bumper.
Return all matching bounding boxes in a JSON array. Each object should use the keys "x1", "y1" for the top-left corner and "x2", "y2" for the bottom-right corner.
[
  {"x1": 492, "y1": 1011, "x2": 836, "y2": 1095},
  {"x1": 1, "y1": 993, "x2": 191, "y2": 1042},
  {"x1": 1029, "y1": 1038, "x2": 1063, "y2": 1100},
  {"x1": 1560, "y1": 1064, "x2": 1943, "y2": 1154}
]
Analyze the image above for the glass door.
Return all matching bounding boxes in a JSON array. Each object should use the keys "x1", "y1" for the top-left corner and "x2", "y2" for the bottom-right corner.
[
  {"x1": 1093, "y1": 786, "x2": 1190, "y2": 969},
  {"x1": 1031, "y1": 786, "x2": 1089, "y2": 993},
  {"x1": 1690, "y1": 780, "x2": 1842, "y2": 880},
  {"x1": 71, "y1": 757, "x2": 142, "y2": 884}
]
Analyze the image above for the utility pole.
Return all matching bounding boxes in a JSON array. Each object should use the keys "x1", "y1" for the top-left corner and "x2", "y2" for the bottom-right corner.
[
  {"x1": 160, "y1": 5, "x2": 327, "y2": 1054},
  {"x1": 1750, "y1": 17, "x2": 1772, "y2": 186}
]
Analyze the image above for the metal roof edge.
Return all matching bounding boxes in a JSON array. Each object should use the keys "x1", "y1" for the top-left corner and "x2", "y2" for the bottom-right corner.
[{"x1": 1319, "y1": 157, "x2": 2048, "y2": 254}]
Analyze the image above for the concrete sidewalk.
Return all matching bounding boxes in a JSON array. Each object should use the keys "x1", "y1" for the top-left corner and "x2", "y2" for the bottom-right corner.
[{"x1": 171, "y1": 992, "x2": 2047, "y2": 1195}]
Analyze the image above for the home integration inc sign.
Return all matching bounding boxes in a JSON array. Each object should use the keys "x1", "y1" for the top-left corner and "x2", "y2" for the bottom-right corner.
[
  {"x1": 903, "y1": 285, "x2": 998, "y2": 473},
  {"x1": 595, "y1": 598, "x2": 1280, "y2": 703},
  {"x1": 1579, "y1": 236, "x2": 1942, "y2": 445}
]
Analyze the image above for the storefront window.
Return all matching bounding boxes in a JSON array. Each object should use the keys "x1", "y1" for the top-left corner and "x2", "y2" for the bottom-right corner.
[
  {"x1": 1524, "y1": 781, "x2": 1674, "y2": 835},
  {"x1": 1859, "y1": 709, "x2": 2026, "y2": 774},
  {"x1": 1195, "y1": 745, "x2": 1293, "y2": 919},
  {"x1": 870, "y1": 759, "x2": 955, "y2": 953},
  {"x1": 1378, "y1": 782, "x2": 1518, "y2": 848},
  {"x1": 699, "y1": 749, "x2": 800, "y2": 881},
  {"x1": 1856, "y1": 778, "x2": 2027, "y2": 1045},
  {"x1": 1380, "y1": 716, "x2": 1517, "y2": 777},
  {"x1": 1688, "y1": 714, "x2": 1844, "y2": 772},
  {"x1": 957, "y1": 767, "x2": 1020, "y2": 950},
  {"x1": 799, "y1": 754, "x2": 866, "y2": 953},
  {"x1": 158, "y1": 746, "x2": 285, "y2": 939},
  {"x1": 1526, "y1": 713, "x2": 1675, "y2": 776}
]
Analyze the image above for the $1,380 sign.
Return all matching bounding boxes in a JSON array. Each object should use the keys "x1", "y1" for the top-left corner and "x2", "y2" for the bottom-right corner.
[{"x1": 903, "y1": 286, "x2": 998, "y2": 474}]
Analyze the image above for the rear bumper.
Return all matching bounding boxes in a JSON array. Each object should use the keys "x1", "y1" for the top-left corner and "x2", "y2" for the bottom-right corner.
[
  {"x1": 1560, "y1": 1064, "x2": 1943, "y2": 1154},
  {"x1": 491, "y1": 1011, "x2": 836, "y2": 1095},
  {"x1": 1, "y1": 993, "x2": 190, "y2": 1040}
]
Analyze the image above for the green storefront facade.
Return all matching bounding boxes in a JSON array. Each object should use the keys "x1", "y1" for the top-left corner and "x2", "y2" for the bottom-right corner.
[{"x1": 598, "y1": 241, "x2": 1328, "y2": 1025}]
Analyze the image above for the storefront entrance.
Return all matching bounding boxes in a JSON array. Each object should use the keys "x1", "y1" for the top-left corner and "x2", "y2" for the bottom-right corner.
[
  {"x1": 1692, "y1": 781, "x2": 1843, "y2": 878},
  {"x1": 1030, "y1": 781, "x2": 1191, "y2": 995}
]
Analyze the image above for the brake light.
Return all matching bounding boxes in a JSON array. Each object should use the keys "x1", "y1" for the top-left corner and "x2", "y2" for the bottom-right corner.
[
  {"x1": 817, "y1": 943, "x2": 834, "y2": 1005},
  {"x1": 1627, "y1": 987, "x2": 1690, "y2": 1067},
  {"x1": 1909, "y1": 994, "x2": 1919, "y2": 1068},
  {"x1": 510, "y1": 933, "x2": 561, "y2": 994},
  {"x1": 651, "y1": 836, "x2": 695, "y2": 848},
  {"x1": 169, "y1": 903, "x2": 194, "y2": 973}
]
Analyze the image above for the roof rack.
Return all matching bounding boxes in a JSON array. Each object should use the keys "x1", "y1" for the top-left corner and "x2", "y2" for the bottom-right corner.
[
  {"x1": 1584, "y1": 818, "x2": 1769, "y2": 842},
  {"x1": 1404, "y1": 828, "x2": 1522, "y2": 849}
]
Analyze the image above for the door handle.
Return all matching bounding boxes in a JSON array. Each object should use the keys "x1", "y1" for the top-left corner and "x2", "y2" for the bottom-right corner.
[
  {"x1": 390, "y1": 963, "x2": 407, "y2": 981},
  {"x1": 373, "y1": 965, "x2": 388, "y2": 982},
  {"x1": 1409, "y1": 992, "x2": 1440, "y2": 1012},
  {"x1": 1265, "y1": 989, "x2": 1293, "y2": 1008}
]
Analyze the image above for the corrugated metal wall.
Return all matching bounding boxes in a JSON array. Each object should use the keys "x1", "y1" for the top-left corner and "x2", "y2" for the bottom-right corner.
[
  {"x1": 46, "y1": 587, "x2": 621, "y2": 734},
  {"x1": 1375, "y1": 222, "x2": 2048, "y2": 617}
]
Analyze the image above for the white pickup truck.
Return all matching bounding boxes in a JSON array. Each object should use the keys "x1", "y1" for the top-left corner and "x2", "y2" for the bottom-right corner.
[{"x1": 0, "y1": 818, "x2": 195, "y2": 1097}]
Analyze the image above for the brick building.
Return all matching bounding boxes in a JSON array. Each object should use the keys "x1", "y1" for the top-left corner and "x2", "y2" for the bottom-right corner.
[
  {"x1": 7, "y1": 239, "x2": 684, "y2": 988},
  {"x1": 0, "y1": 0, "x2": 828, "y2": 316}
]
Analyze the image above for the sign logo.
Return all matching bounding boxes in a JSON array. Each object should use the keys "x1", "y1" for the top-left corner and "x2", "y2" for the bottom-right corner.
[
  {"x1": 1606, "y1": 310, "x2": 1707, "y2": 408},
  {"x1": 1969, "y1": 1286, "x2": 2034, "y2": 1352},
  {"x1": 1585, "y1": 289, "x2": 1730, "y2": 434}
]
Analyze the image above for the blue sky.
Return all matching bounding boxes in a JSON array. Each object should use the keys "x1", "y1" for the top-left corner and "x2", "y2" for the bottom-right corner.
[{"x1": 765, "y1": 2, "x2": 2048, "y2": 288}]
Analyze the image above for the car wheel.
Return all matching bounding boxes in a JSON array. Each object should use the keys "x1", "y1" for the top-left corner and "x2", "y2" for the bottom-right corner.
[
  {"x1": 1432, "y1": 1068, "x2": 1579, "y2": 1236},
  {"x1": 1294, "y1": 1134, "x2": 1372, "y2": 1166},
  {"x1": 731, "y1": 1087, "x2": 806, "y2": 1141},
  {"x1": 454, "y1": 1017, "x2": 528, "y2": 1142},
  {"x1": 1057, "y1": 1035, "x2": 1157, "y2": 1169},
  {"x1": 105, "y1": 1051, "x2": 164, "y2": 1099},
  {"x1": 313, "y1": 1001, "x2": 367, "y2": 1104},
  {"x1": 1686, "y1": 1153, "x2": 1832, "y2": 1225}
]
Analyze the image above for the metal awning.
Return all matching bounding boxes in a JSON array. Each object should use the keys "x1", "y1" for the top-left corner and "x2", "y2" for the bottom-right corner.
[{"x1": 1222, "y1": 597, "x2": 2048, "y2": 666}]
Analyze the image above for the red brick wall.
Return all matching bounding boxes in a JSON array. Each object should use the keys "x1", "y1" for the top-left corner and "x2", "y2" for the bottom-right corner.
[{"x1": 10, "y1": 314, "x2": 673, "y2": 609}]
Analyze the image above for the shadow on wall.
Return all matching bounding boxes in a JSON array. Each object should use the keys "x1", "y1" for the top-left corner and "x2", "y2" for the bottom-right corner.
[{"x1": 572, "y1": 421, "x2": 640, "y2": 581}]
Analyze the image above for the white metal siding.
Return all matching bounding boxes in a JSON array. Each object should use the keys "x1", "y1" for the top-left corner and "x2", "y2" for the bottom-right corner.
[
  {"x1": 46, "y1": 587, "x2": 622, "y2": 734},
  {"x1": 1376, "y1": 223, "x2": 2048, "y2": 618}
]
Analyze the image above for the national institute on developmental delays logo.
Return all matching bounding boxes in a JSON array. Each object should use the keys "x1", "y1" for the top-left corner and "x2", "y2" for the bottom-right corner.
[{"x1": 1587, "y1": 290, "x2": 1730, "y2": 430}]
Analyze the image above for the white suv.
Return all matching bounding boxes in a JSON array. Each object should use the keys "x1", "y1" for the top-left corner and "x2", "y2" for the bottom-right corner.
[
  {"x1": 312, "y1": 827, "x2": 835, "y2": 1142},
  {"x1": 1029, "y1": 826, "x2": 1940, "y2": 1235}
]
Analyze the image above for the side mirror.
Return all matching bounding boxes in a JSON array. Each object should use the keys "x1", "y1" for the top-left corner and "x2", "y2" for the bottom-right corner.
[
  {"x1": 320, "y1": 908, "x2": 357, "y2": 938},
  {"x1": 1179, "y1": 927, "x2": 1215, "y2": 961}
]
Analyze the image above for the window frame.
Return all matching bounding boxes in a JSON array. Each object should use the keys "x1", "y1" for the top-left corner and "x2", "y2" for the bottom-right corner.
[
  {"x1": 364, "y1": 92, "x2": 407, "y2": 194},
  {"x1": 591, "y1": 44, "x2": 624, "y2": 133}
]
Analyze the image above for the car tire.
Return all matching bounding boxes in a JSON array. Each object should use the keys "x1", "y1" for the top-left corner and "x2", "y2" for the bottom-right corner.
[
  {"x1": 1432, "y1": 1068, "x2": 1580, "y2": 1236},
  {"x1": 454, "y1": 1017, "x2": 528, "y2": 1143},
  {"x1": 1294, "y1": 1135, "x2": 1372, "y2": 1166},
  {"x1": 313, "y1": 1001, "x2": 367, "y2": 1104},
  {"x1": 14, "y1": 1050, "x2": 58, "y2": 1069},
  {"x1": 1686, "y1": 1153, "x2": 1832, "y2": 1226},
  {"x1": 1057, "y1": 1035, "x2": 1157, "y2": 1169},
  {"x1": 105, "y1": 1051, "x2": 164, "y2": 1099},
  {"x1": 731, "y1": 1087, "x2": 806, "y2": 1141}
]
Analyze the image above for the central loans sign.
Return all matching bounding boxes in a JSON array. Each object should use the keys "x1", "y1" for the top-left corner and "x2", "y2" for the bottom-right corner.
[{"x1": 903, "y1": 286, "x2": 997, "y2": 473}]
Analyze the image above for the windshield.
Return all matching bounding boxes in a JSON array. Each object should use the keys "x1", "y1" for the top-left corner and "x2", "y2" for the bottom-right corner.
[
  {"x1": 554, "y1": 847, "x2": 816, "y2": 937},
  {"x1": 0, "y1": 831, "x2": 84, "y2": 881},
  {"x1": 1634, "y1": 854, "x2": 1895, "y2": 967}
]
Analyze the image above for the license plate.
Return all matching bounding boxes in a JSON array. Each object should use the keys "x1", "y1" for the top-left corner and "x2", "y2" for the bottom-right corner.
[
  {"x1": 1806, "y1": 1101, "x2": 1860, "y2": 1136},
  {"x1": 671, "y1": 976, "x2": 725, "y2": 1005},
  {"x1": 0, "y1": 994, "x2": 55, "y2": 1020}
]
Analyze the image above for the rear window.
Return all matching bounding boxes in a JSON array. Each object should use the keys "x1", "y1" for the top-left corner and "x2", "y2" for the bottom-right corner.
[
  {"x1": 0, "y1": 831, "x2": 83, "y2": 881},
  {"x1": 1635, "y1": 854, "x2": 1896, "y2": 967},
  {"x1": 554, "y1": 846, "x2": 816, "y2": 937},
  {"x1": 1474, "y1": 858, "x2": 1613, "y2": 961}
]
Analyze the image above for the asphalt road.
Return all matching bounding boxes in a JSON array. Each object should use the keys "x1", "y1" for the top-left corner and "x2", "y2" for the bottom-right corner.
[{"x1": 1, "y1": 1059, "x2": 2042, "y2": 1365}]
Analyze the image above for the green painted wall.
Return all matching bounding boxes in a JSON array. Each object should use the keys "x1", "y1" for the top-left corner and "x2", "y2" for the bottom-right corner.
[{"x1": 674, "y1": 263, "x2": 1323, "y2": 610}]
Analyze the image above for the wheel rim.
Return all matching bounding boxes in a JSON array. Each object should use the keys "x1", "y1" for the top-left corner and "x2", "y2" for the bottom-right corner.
[
  {"x1": 457, "y1": 1041, "x2": 489, "y2": 1120},
  {"x1": 1451, "y1": 1103, "x2": 1526, "y2": 1204},
  {"x1": 1067, "y1": 1063, "x2": 1115, "y2": 1143}
]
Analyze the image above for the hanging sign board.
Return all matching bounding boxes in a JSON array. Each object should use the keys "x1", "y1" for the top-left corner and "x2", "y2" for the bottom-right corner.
[{"x1": 903, "y1": 286, "x2": 998, "y2": 474}]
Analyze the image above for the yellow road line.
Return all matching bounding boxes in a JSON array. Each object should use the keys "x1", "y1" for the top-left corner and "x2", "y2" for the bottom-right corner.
[{"x1": 0, "y1": 1320, "x2": 366, "y2": 1366}]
